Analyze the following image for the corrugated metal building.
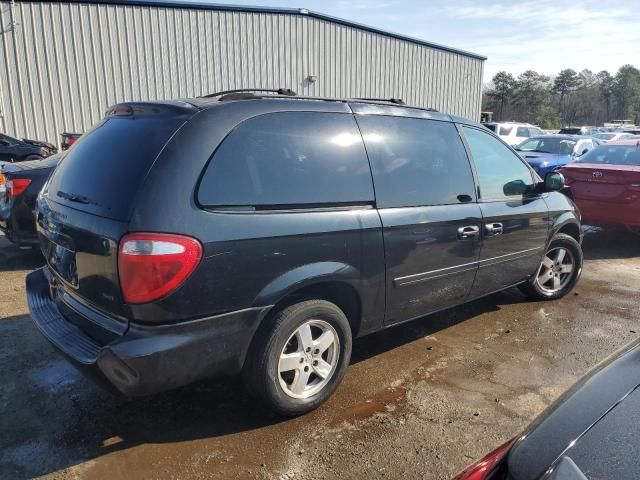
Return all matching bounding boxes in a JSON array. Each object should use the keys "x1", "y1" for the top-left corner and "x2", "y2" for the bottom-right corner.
[{"x1": 0, "y1": 0, "x2": 486, "y2": 146}]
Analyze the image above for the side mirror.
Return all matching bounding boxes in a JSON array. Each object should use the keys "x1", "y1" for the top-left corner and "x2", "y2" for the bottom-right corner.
[
  {"x1": 581, "y1": 148, "x2": 589, "y2": 155},
  {"x1": 544, "y1": 171, "x2": 565, "y2": 191}
]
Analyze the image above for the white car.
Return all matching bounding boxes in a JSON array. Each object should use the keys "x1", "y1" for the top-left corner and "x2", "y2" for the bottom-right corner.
[
  {"x1": 593, "y1": 132, "x2": 633, "y2": 143},
  {"x1": 484, "y1": 122, "x2": 545, "y2": 146}
]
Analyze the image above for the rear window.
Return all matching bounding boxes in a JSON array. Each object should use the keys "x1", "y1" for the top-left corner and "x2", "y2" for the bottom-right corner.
[
  {"x1": 47, "y1": 114, "x2": 185, "y2": 220},
  {"x1": 577, "y1": 145, "x2": 640, "y2": 165},
  {"x1": 197, "y1": 112, "x2": 374, "y2": 208}
]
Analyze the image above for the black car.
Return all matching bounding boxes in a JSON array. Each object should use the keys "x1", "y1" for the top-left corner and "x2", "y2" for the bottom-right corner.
[
  {"x1": 0, "y1": 155, "x2": 60, "y2": 246},
  {"x1": 453, "y1": 338, "x2": 640, "y2": 480},
  {"x1": 26, "y1": 91, "x2": 583, "y2": 416},
  {"x1": 0, "y1": 133, "x2": 57, "y2": 162}
]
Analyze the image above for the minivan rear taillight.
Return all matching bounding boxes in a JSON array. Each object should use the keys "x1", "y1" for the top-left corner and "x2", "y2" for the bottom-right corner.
[
  {"x1": 7, "y1": 178, "x2": 32, "y2": 199},
  {"x1": 118, "y1": 233, "x2": 203, "y2": 304},
  {"x1": 452, "y1": 438, "x2": 515, "y2": 480}
]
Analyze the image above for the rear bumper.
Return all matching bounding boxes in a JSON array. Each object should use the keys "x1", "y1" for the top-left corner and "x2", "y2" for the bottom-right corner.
[
  {"x1": 26, "y1": 267, "x2": 271, "y2": 396},
  {"x1": 576, "y1": 200, "x2": 640, "y2": 230},
  {"x1": 0, "y1": 203, "x2": 39, "y2": 246}
]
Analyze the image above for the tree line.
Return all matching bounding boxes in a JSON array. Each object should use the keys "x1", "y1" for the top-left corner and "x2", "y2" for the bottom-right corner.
[{"x1": 482, "y1": 64, "x2": 640, "y2": 129}]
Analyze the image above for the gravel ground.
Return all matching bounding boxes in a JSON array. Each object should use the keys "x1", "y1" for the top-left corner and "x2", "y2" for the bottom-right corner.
[{"x1": 1, "y1": 228, "x2": 639, "y2": 480}]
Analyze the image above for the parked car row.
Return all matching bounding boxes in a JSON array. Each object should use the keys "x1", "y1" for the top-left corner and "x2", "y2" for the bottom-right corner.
[
  {"x1": 593, "y1": 131, "x2": 634, "y2": 142},
  {"x1": 515, "y1": 134, "x2": 601, "y2": 177},
  {"x1": 482, "y1": 121, "x2": 545, "y2": 146}
]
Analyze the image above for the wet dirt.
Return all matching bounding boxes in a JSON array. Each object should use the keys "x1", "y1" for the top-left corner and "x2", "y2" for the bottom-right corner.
[{"x1": 1, "y1": 229, "x2": 639, "y2": 480}]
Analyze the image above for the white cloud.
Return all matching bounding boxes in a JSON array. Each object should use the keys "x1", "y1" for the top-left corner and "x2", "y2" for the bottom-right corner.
[{"x1": 445, "y1": 0, "x2": 640, "y2": 79}]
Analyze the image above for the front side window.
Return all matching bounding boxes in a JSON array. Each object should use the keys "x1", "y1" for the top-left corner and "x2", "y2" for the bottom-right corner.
[
  {"x1": 516, "y1": 127, "x2": 530, "y2": 137},
  {"x1": 463, "y1": 127, "x2": 535, "y2": 200},
  {"x1": 198, "y1": 112, "x2": 374, "y2": 208},
  {"x1": 358, "y1": 116, "x2": 476, "y2": 208}
]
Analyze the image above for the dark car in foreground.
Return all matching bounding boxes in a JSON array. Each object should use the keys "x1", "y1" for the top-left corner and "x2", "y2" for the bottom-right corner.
[
  {"x1": 561, "y1": 139, "x2": 640, "y2": 233},
  {"x1": 0, "y1": 133, "x2": 57, "y2": 162},
  {"x1": 515, "y1": 135, "x2": 599, "y2": 178},
  {"x1": 453, "y1": 338, "x2": 640, "y2": 480},
  {"x1": 27, "y1": 91, "x2": 583, "y2": 416},
  {"x1": 0, "y1": 155, "x2": 60, "y2": 246}
]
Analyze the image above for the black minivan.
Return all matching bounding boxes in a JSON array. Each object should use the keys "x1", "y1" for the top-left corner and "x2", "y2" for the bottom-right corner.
[{"x1": 27, "y1": 92, "x2": 583, "y2": 416}]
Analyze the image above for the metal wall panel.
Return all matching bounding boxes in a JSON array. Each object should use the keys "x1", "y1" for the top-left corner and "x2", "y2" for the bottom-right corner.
[{"x1": 0, "y1": 1, "x2": 484, "y2": 145}]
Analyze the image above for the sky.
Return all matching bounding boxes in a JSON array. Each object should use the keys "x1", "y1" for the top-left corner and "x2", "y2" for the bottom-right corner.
[{"x1": 169, "y1": 0, "x2": 640, "y2": 82}]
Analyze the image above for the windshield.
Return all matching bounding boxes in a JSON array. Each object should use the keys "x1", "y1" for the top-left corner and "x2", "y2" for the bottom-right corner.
[
  {"x1": 517, "y1": 137, "x2": 576, "y2": 154},
  {"x1": 0, "y1": 133, "x2": 20, "y2": 144},
  {"x1": 576, "y1": 145, "x2": 640, "y2": 165},
  {"x1": 594, "y1": 133, "x2": 616, "y2": 140}
]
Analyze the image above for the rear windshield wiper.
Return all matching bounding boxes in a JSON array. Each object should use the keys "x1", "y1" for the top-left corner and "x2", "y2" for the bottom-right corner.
[{"x1": 57, "y1": 190, "x2": 92, "y2": 204}]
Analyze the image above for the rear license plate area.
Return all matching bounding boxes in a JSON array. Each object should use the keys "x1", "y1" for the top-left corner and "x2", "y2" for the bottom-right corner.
[{"x1": 40, "y1": 232, "x2": 78, "y2": 287}]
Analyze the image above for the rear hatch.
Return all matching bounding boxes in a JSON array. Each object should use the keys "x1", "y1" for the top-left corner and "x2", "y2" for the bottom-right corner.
[{"x1": 37, "y1": 102, "x2": 197, "y2": 320}]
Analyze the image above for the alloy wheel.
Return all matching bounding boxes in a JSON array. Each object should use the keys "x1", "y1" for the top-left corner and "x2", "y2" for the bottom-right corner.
[
  {"x1": 278, "y1": 319, "x2": 340, "y2": 399},
  {"x1": 535, "y1": 247, "x2": 575, "y2": 294}
]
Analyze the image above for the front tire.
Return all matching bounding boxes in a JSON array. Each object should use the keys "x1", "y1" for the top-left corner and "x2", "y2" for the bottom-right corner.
[
  {"x1": 243, "y1": 299, "x2": 352, "y2": 417},
  {"x1": 520, "y1": 233, "x2": 583, "y2": 300}
]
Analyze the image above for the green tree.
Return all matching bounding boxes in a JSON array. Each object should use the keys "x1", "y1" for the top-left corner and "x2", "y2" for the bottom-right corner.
[
  {"x1": 486, "y1": 71, "x2": 516, "y2": 121},
  {"x1": 552, "y1": 69, "x2": 580, "y2": 122},
  {"x1": 513, "y1": 70, "x2": 551, "y2": 123},
  {"x1": 612, "y1": 64, "x2": 640, "y2": 123},
  {"x1": 596, "y1": 70, "x2": 615, "y2": 121}
]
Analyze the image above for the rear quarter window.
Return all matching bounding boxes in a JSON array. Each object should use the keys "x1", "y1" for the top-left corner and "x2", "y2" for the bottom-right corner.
[{"x1": 197, "y1": 112, "x2": 374, "y2": 208}]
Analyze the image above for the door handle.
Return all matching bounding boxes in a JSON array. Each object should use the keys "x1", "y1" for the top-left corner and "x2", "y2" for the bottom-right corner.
[
  {"x1": 485, "y1": 223, "x2": 504, "y2": 236},
  {"x1": 457, "y1": 225, "x2": 480, "y2": 240}
]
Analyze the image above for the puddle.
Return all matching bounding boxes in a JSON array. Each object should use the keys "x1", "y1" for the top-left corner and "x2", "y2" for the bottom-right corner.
[{"x1": 29, "y1": 359, "x2": 79, "y2": 394}]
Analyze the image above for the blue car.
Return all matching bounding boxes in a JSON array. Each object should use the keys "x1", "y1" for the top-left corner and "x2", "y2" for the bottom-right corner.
[{"x1": 515, "y1": 135, "x2": 600, "y2": 177}]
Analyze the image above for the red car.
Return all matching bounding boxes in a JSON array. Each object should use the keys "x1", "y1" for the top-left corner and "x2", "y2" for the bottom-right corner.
[{"x1": 561, "y1": 139, "x2": 640, "y2": 232}]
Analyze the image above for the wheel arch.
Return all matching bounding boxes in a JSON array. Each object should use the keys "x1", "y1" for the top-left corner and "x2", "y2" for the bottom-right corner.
[
  {"x1": 252, "y1": 262, "x2": 363, "y2": 337},
  {"x1": 551, "y1": 214, "x2": 582, "y2": 244}
]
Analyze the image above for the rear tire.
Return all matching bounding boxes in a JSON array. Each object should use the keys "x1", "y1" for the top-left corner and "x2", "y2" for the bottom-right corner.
[
  {"x1": 243, "y1": 299, "x2": 352, "y2": 417},
  {"x1": 519, "y1": 233, "x2": 583, "y2": 300}
]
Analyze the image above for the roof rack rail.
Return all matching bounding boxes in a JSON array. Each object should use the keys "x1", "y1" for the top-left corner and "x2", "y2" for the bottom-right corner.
[
  {"x1": 356, "y1": 97, "x2": 406, "y2": 105},
  {"x1": 200, "y1": 88, "x2": 297, "y2": 99}
]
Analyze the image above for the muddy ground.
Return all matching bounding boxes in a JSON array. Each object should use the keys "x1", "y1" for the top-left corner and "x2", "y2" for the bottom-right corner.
[{"x1": 1, "y1": 229, "x2": 639, "y2": 480}]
